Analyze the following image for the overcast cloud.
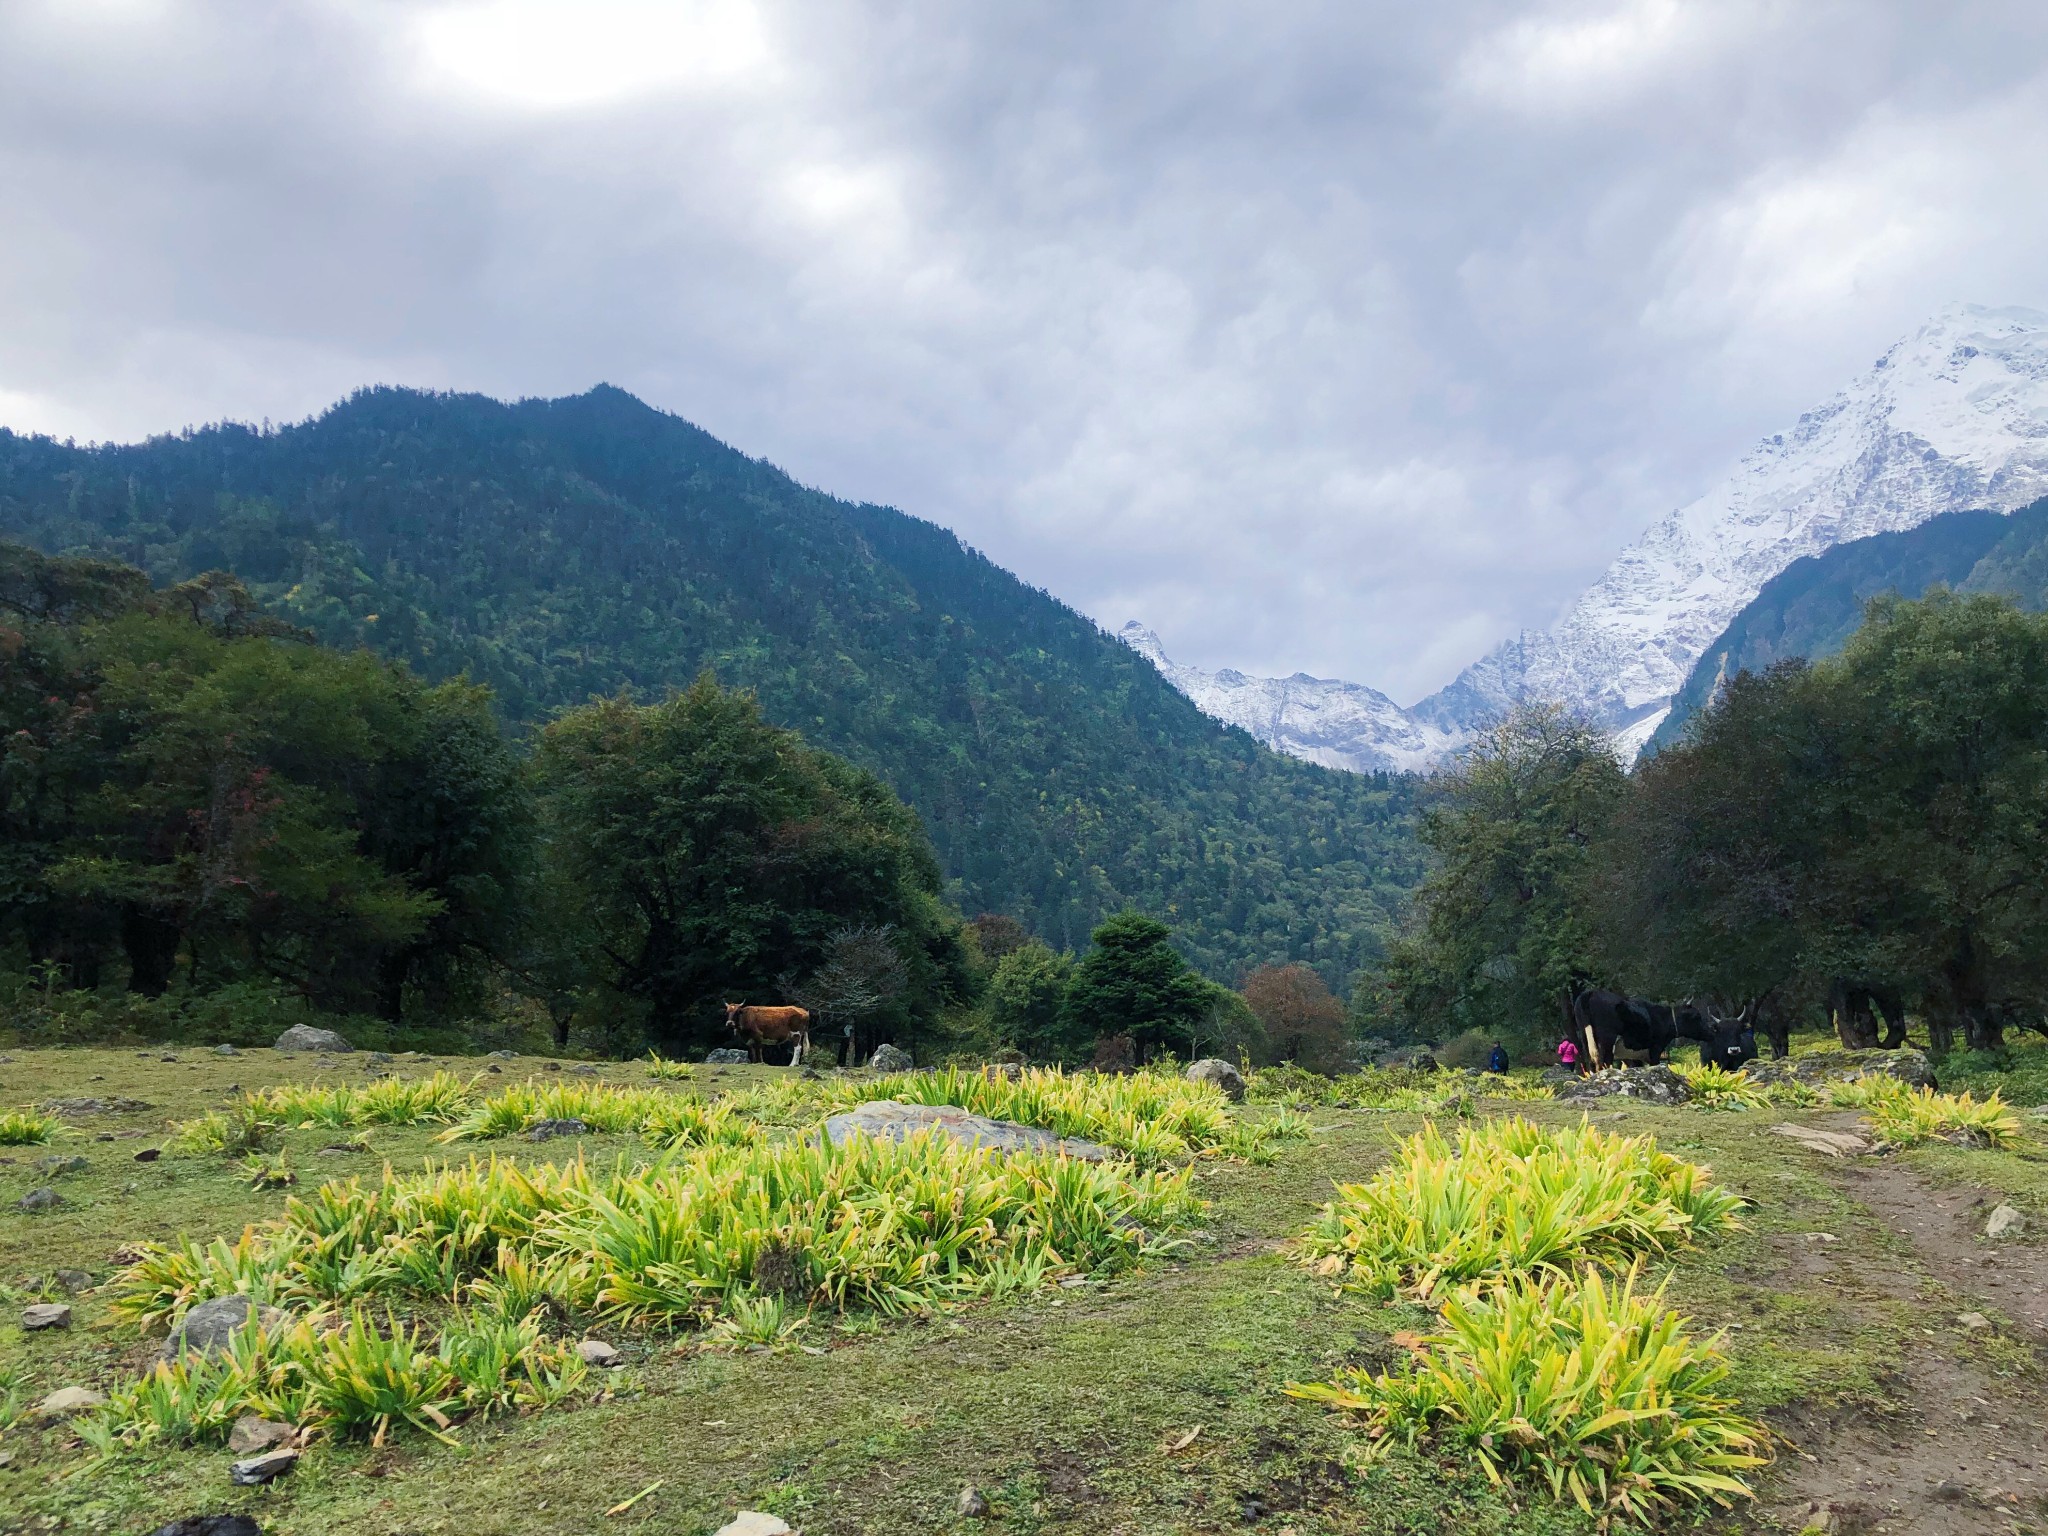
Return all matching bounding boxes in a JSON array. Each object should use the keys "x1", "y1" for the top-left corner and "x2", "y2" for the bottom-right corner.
[{"x1": 4, "y1": 1, "x2": 2047, "y2": 701}]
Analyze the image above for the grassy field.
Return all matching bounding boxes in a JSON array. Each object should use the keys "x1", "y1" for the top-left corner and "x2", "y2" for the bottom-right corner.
[{"x1": 2, "y1": 1045, "x2": 2045, "y2": 1536}]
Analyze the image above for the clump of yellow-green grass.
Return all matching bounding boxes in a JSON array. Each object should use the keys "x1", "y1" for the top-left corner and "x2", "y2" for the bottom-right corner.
[
  {"x1": 108, "y1": 1132, "x2": 1202, "y2": 1335},
  {"x1": 1861, "y1": 1084, "x2": 2021, "y2": 1149},
  {"x1": 1299, "y1": 1118, "x2": 1743, "y2": 1302},
  {"x1": 251, "y1": 1071, "x2": 481, "y2": 1128},
  {"x1": 0, "y1": 1108, "x2": 60, "y2": 1145},
  {"x1": 79, "y1": 1305, "x2": 585, "y2": 1456},
  {"x1": 1670, "y1": 1062, "x2": 1771, "y2": 1111},
  {"x1": 1288, "y1": 1266, "x2": 1768, "y2": 1523}
]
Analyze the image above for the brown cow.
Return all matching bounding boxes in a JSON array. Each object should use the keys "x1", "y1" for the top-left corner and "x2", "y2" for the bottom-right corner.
[{"x1": 723, "y1": 1002, "x2": 813, "y2": 1067}]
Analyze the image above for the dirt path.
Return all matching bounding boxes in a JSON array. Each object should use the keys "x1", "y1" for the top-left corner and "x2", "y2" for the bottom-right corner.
[{"x1": 1756, "y1": 1147, "x2": 2048, "y2": 1536}]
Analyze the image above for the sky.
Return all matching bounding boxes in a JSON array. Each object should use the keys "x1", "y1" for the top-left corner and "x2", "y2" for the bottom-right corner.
[{"x1": 4, "y1": 1, "x2": 2048, "y2": 704}]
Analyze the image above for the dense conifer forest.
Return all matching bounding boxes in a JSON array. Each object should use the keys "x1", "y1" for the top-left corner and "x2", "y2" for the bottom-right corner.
[{"x1": 0, "y1": 386, "x2": 1420, "y2": 986}]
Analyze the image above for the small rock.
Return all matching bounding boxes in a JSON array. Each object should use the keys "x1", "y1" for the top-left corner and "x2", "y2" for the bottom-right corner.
[
  {"x1": 544, "y1": 1060, "x2": 563, "y2": 1072},
  {"x1": 1956, "y1": 1311, "x2": 1992, "y2": 1331},
  {"x1": 134, "y1": 1147, "x2": 162, "y2": 1162},
  {"x1": 52, "y1": 1267, "x2": 91, "y2": 1292},
  {"x1": 527, "y1": 1118, "x2": 590, "y2": 1142},
  {"x1": 16, "y1": 1187, "x2": 62, "y2": 1212},
  {"x1": 272, "y1": 1023, "x2": 354, "y2": 1053},
  {"x1": 229, "y1": 1448, "x2": 299, "y2": 1486},
  {"x1": 164, "y1": 1295, "x2": 289, "y2": 1361},
  {"x1": 487, "y1": 1064, "x2": 503, "y2": 1073},
  {"x1": 704, "y1": 1048, "x2": 750, "y2": 1065},
  {"x1": 38, "y1": 1384, "x2": 107, "y2": 1417},
  {"x1": 39, "y1": 1154, "x2": 89, "y2": 1175},
  {"x1": 1185, "y1": 1058, "x2": 1247, "y2": 1103},
  {"x1": 957, "y1": 1486, "x2": 991, "y2": 1517},
  {"x1": 1985, "y1": 1202, "x2": 2027, "y2": 1240},
  {"x1": 1768, "y1": 1123, "x2": 1871, "y2": 1157},
  {"x1": 712, "y1": 1515, "x2": 792, "y2": 1536},
  {"x1": 570, "y1": 1063, "x2": 600, "y2": 1075},
  {"x1": 147, "y1": 1517, "x2": 264, "y2": 1536},
  {"x1": 22, "y1": 1303, "x2": 71, "y2": 1330},
  {"x1": 488, "y1": 1049, "x2": 517, "y2": 1059},
  {"x1": 227, "y1": 1414, "x2": 297, "y2": 1455},
  {"x1": 365, "y1": 1051, "x2": 394, "y2": 1065},
  {"x1": 576, "y1": 1338, "x2": 621, "y2": 1367},
  {"x1": 868, "y1": 1043, "x2": 915, "y2": 1073},
  {"x1": 44, "y1": 1095, "x2": 153, "y2": 1115},
  {"x1": 213, "y1": 1044, "x2": 240, "y2": 1057}
]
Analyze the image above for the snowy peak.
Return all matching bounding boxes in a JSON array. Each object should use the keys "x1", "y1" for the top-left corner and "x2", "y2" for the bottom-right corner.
[
  {"x1": 1115, "y1": 621, "x2": 1460, "y2": 774},
  {"x1": 1419, "y1": 303, "x2": 2048, "y2": 760},
  {"x1": 1126, "y1": 305, "x2": 2048, "y2": 774}
]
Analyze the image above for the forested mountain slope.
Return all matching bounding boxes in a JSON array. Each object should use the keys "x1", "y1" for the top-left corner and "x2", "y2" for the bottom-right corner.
[
  {"x1": 0, "y1": 385, "x2": 1417, "y2": 982},
  {"x1": 1654, "y1": 495, "x2": 2048, "y2": 748}
]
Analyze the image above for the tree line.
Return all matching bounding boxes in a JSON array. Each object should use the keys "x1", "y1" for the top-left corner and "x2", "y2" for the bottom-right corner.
[
  {"x1": 1368, "y1": 589, "x2": 2048, "y2": 1058},
  {"x1": 0, "y1": 542, "x2": 1355, "y2": 1064}
]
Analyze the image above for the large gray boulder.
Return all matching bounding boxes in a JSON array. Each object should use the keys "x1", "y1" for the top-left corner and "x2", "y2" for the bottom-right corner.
[
  {"x1": 704, "y1": 1048, "x2": 750, "y2": 1065},
  {"x1": 163, "y1": 1295, "x2": 288, "y2": 1362},
  {"x1": 1743, "y1": 1048, "x2": 1936, "y2": 1091},
  {"x1": 868, "y1": 1043, "x2": 915, "y2": 1073},
  {"x1": 1184, "y1": 1058, "x2": 1246, "y2": 1103},
  {"x1": 823, "y1": 1101, "x2": 1113, "y2": 1162},
  {"x1": 273, "y1": 1024, "x2": 354, "y2": 1053},
  {"x1": 1555, "y1": 1064, "x2": 1691, "y2": 1105}
]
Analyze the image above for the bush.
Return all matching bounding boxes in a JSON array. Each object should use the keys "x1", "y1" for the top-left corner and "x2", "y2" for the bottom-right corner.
[
  {"x1": 1299, "y1": 1118, "x2": 1743, "y2": 1301},
  {"x1": 1287, "y1": 1267, "x2": 1768, "y2": 1521},
  {"x1": 1863, "y1": 1085, "x2": 2022, "y2": 1149},
  {"x1": 0, "y1": 1109, "x2": 58, "y2": 1145},
  {"x1": 1434, "y1": 1029, "x2": 1494, "y2": 1070}
]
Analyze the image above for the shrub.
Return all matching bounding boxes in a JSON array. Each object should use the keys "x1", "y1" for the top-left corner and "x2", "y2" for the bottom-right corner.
[
  {"x1": 169, "y1": 1103, "x2": 280, "y2": 1157},
  {"x1": 0, "y1": 1109, "x2": 58, "y2": 1145},
  {"x1": 1434, "y1": 1029, "x2": 1493, "y2": 1070},
  {"x1": 1300, "y1": 1118, "x2": 1743, "y2": 1301},
  {"x1": 1863, "y1": 1086, "x2": 2021, "y2": 1149},
  {"x1": 1288, "y1": 1267, "x2": 1767, "y2": 1521},
  {"x1": 1671, "y1": 1063, "x2": 1769, "y2": 1111}
]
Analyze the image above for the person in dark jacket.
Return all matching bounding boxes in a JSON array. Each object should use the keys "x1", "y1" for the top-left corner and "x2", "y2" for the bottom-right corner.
[{"x1": 1486, "y1": 1042, "x2": 1510, "y2": 1073}]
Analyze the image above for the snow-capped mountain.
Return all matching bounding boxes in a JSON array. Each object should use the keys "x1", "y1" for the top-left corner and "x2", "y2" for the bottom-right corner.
[
  {"x1": 1117, "y1": 623, "x2": 1461, "y2": 773},
  {"x1": 1418, "y1": 303, "x2": 2048, "y2": 758},
  {"x1": 1125, "y1": 303, "x2": 2048, "y2": 770}
]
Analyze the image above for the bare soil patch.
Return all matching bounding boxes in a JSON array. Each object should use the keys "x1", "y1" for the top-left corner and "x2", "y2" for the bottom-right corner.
[{"x1": 1757, "y1": 1155, "x2": 2048, "y2": 1536}]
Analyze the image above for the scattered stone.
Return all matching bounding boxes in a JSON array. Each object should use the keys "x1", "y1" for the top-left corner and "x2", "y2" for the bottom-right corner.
[
  {"x1": 38, "y1": 1385, "x2": 107, "y2": 1418},
  {"x1": 161, "y1": 1054, "x2": 180, "y2": 1063},
  {"x1": 868, "y1": 1043, "x2": 915, "y2": 1073},
  {"x1": 272, "y1": 1023, "x2": 354, "y2": 1053},
  {"x1": 576, "y1": 1338, "x2": 621, "y2": 1368},
  {"x1": 1985, "y1": 1202, "x2": 2027, "y2": 1240},
  {"x1": 956, "y1": 1486, "x2": 991, "y2": 1518},
  {"x1": 527, "y1": 1118, "x2": 589, "y2": 1142},
  {"x1": 488, "y1": 1049, "x2": 517, "y2": 1059},
  {"x1": 1768, "y1": 1123, "x2": 1873, "y2": 1158},
  {"x1": 163, "y1": 1295, "x2": 289, "y2": 1362},
  {"x1": 52, "y1": 1267, "x2": 91, "y2": 1293},
  {"x1": 570, "y1": 1063, "x2": 600, "y2": 1075},
  {"x1": 712, "y1": 1514, "x2": 792, "y2": 1536},
  {"x1": 134, "y1": 1147, "x2": 161, "y2": 1162},
  {"x1": 43, "y1": 1096, "x2": 153, "y2": 1116},
  {"x1": 704, "y1": 1048, "x2": 750, "y2": 1065},
  {"x1": 1184, "y1": 1058, "x2": 1246, "y2": 1103},
  {"x1": 1555, "y1": 1064, "x2": 1691, "y2": 1105},
  {"x1": 1376, "y1": 1045, "x2": 1439, "y2": 1072},
  {"x1": 1956, "y1": 1311, "x2": 1992, "y2": 1331},
  {"x1": 365, "y1": 1051, "x2": 394, "y2": 1065},
  {"x1": 487, "y1": 1064, "x2": 503, "y2": 1073},
  {"x1": 1743, "y1": 1047, "x2": 1937, "y2": 1092},
  {"x1": 229, "y1": 1448, "x2": 299, "y2": 1486},
  {"x1": 95, "y1": 1132, "x2": 115, "y2": 1142},
  {"x1": 38, "y1": 1154, "x2": 89, "y2": 1175},
  {"x1": 214, "y1": 1044, "x2": 240, "y2": 1057},
  {"x1": 227, "y1": 1415, "x2": 296, "y2": 1455},
  {"x1": 147, "y1": 1517, "x2": 264, "y2": 1536},
  {"x1": 22, "y1": 1303, "x2": 71, "y2": 1330},
  {"x1": 543, "y1": 1060, "x2": 563, "y2": 1072},
  {"x1": 824, "y1": 1101, "x2": 1113, "y2": 1161},
  {"x1": 17, "y1": 1187, "x2": 62, "y2": 1212}
]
